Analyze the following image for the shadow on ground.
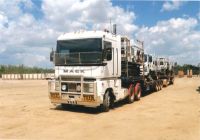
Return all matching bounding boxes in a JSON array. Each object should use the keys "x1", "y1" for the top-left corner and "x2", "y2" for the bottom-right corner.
[
  {"x1": 196, "y1": 86, "x2": 200, "y2": 93},
  {"x1": 50, "y1": 90, "x2": 157, "y2": 114}
]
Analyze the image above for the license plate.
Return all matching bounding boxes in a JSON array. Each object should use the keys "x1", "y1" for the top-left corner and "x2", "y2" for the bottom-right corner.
[
  {"x1": 83, "y1": 95, "x2": 95, "y2": 102},
  {"x1": 61, "y1": 94, "x2": 68, "y2": 100}
]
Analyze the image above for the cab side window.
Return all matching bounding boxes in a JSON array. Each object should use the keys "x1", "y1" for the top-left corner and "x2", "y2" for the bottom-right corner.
[{"x1": 103, "y1": 41, "x2": 112, "y2": 61}]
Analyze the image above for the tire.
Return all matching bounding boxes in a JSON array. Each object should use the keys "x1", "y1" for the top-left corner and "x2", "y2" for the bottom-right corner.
[
  {"x1": 153, "y1": 83, "x2": 157, "y2": 92},
  {"x1": 163, "y1": 79, "x2": 168, "y2": 87},
  {"x1": 100, "y1": 91, "x2": 110, "y2": 112},
  {"x1": 135, "y1": 83, "x2": 141, "y2": 101},
  {"x1": 159, "y1": 81, "x2": 162, "y2": 90},
  {"x1": 155, "y1": 82, "x2": 159, "y2": 92},
  {"x1": 126, "y1": 84, "x2": 135, "y2": 103},
  {"x1": 170, "y1": 79, "x2": 174, "y2": 85},
  {"x1": 157, "y1": 82, "x2": 160, "y2": 91}
]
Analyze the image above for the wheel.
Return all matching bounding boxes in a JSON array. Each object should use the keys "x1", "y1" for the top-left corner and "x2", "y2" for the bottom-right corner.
[
  {"x1": 126, "y1": 84, "x2": 135, "y2": 103},
  {"x1": 157, "y1": 82, "x2": 161, "y2": 91},
  {"x1": 100, "y1": 91, "x2": 110, "y2": 112},
  {"x1": 159, "y1": 81, "x2": 162, "y2": 90},
  {"x1": 163, "y1": 79, "x2": 168, "y2": 87},
  {"x1": 135, "y1": 83, "x2": 141, "y2": 101},
  {"x1": 153, "y1": 83, "x2": 157, "y2": 92},
  {"x1": 170, "y1": 79, "x2": 174, "y2": 85},
  {"x1": 155, "y1": 82, "x2": 159, "y2": 92}
]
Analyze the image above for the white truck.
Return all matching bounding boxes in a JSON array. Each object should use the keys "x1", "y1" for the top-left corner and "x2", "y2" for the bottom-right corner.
[
  {"x1": 143, "y1": 55, "x2": 174, "y2": 91},
  {"x1": 48, "y1": 28, "x2": 174, "y2": 112}
]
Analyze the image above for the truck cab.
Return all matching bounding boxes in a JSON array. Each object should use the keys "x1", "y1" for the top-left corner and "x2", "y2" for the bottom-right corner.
[{"x1": 48, "y1": 30, "x2": 124, "y2": 110}]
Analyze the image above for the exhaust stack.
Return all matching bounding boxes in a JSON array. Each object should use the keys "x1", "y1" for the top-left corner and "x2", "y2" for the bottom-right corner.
[{"x1": 113, "y1": 24, "x2": 117, "y2": 35}]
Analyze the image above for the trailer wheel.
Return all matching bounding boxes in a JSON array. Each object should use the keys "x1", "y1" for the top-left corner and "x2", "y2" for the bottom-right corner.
[
  {"x1": 155, "y1": 83, "x2": 159, "y2": 92},
  {"x1": 170, "y1": 79, "x2": 174, "y2": 85},
  {"x1": 135, "y1": 83, "x2": 141, "y2": 101},
  {"x1": 126, "y1": 84, "x2": 135, "y2": 103},
  {"x1": 163, "y1": 79, "x2": 168, "y2": 87},
  {"x1": 153, "y1": 83, "x2": 157, "y2": 92},
  {"x1": 100, "y1": 91, "x2": 110, "y2": 112},
  {"x1": 159, "y1": 81, "x2": 163, "y2": 90}
]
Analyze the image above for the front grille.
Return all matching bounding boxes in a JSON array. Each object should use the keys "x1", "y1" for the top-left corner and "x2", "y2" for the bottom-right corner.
[
  {"x1": 61, "y1": 82, "x2": 81, "y2": 92},
  {"x1": 59, "y1": 76, "x2": 95, "y2": 94}
]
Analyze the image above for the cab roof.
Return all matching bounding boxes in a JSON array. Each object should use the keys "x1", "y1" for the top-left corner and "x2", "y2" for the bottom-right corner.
[{"x1": 57, "y1": 30, "x2": 119, "y2": 41}]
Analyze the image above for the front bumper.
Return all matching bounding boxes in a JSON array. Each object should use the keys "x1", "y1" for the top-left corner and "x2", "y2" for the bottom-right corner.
[
  {"x1": 50, "y1": 96, "x2": 101, "y2": 107},
  {"x1": 48, "y1": 78, "x2": 101, "y2": 107}
]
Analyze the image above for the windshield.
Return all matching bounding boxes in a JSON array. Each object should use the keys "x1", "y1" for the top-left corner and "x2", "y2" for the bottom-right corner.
[{"x1": 55, "y1": 38, "x2": 102, "y2": 65}]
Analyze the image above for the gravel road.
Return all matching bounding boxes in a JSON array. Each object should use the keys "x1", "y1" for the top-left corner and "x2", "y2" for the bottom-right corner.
[{"x1": 0, "y1": 77, "x2": 200, "y2": 140}]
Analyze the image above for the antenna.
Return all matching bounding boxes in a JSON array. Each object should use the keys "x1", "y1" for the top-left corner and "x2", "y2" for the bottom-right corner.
[{"x1": 113, "y1": 24, "x2": 117, "y2": 35}]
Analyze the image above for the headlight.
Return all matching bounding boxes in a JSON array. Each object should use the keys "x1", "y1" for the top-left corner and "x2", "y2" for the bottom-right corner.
[
  {"x1": 83, "y1": 83, "x2": 94, "y2": 93},
  {"x1": 76, "y1": 83, "x2": 81, "y2": 92},
  {"x1": 61, "y1": 84, "x2": 67, "y2": 91}
]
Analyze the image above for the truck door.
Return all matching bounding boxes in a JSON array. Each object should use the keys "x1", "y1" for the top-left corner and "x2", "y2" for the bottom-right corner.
[
  {"x1": 103, "y1": 41, "x2": 113, "y2": 77},
  {"x1": 103, "y1": 40, "x2": 119, "y2": 77}
]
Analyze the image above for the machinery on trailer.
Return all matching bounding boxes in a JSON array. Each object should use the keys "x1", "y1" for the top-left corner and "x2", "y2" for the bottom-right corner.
[
  {"x1": 48, "y1": 26, "x2": 174, "y2": 112},
  {"x1": 156, "y1": 57, "x2": 174, "y2": 86},
  {"x1": 143, "y1": 55, "x2": 174, "y2": 92}
]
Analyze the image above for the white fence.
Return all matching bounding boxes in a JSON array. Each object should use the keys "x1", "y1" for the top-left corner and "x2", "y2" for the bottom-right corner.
[{"x1": 2, "y1": 73, "x2": 54, "y2": 80}]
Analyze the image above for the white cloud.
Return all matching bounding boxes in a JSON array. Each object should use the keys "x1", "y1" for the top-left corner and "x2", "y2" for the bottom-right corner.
[
  {"x1": 41, "y1": 0, "x2": 137, "y2": 35},
  {"x1": 0, "y1": 0, "x2": 59, "y2": 67},
  {"x1": 0, "y1": 12, "x2": 8, "y2": 27},
  {"x1": 161, "y1": 1, "x2": 184, "y2": 12},
  {"x1": 0, "y1": 0, "x2": 199, "y2": 67},
  {"x1": 136, "y1": 17, "x2": 200, "y2": 65},
  {"x1": 0, "y1": 0, "x2": 137, "y2": 67}
]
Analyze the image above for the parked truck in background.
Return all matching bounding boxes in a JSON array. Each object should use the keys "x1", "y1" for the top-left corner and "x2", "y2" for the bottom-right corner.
[{"x1": 48, "y1": 26, "x2": 174, "y2": 112}]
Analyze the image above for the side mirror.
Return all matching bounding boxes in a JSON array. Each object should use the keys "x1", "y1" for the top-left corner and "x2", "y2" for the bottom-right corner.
[{"x1": 50, "y1": 49, "x2": 55, "y2": 62}]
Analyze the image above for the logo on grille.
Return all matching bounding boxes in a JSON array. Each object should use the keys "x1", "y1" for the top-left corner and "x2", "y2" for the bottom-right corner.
[{"x1": 63, "y1": 69, "x2": 84, "y2": 73}]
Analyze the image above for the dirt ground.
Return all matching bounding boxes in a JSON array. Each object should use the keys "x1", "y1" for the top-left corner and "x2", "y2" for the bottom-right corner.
[{"x1": 0, "y1": 77, "x2": 200, "y2": 140}]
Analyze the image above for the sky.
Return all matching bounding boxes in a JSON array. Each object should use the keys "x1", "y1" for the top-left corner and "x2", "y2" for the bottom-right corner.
[{"x1": 0, "y1": 0, "x2": 199, "y2": 68}]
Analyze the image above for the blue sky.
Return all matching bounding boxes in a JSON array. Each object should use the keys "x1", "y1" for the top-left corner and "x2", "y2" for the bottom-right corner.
[
  {"x1": 24, "y1": 0, "x2": 200, "y2": 27},
  {"x1": 0, "y1": 0, "x2": 199, "y2": 68},
  {"x1": 112, "y1": 1, "x2": 200, "y2": 26}
]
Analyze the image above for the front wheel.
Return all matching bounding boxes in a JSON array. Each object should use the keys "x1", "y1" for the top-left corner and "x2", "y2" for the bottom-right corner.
[
  {"x1": 100, "y1": 91, "x2": 110, "y2": 112},
  {"x1": 135, "y1": 83, "x2": 141, "y2": 101}
]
